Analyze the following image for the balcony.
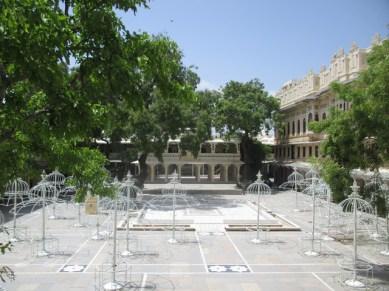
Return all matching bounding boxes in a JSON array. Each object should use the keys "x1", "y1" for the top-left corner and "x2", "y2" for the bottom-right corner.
[{"x1": 146, "y1": 151, "x2": 242, "y2": 165}]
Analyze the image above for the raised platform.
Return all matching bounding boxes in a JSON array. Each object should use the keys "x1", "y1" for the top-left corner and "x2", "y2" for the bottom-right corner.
[{"x1": 143, "y1": 183, "x2": 242, "y2": 195}]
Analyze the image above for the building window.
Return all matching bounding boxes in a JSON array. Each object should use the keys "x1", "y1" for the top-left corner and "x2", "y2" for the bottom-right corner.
[
  {"x1": 287, "y1": 147, "x2": 290, "y2": 157},
  {"x1": 303, "y1": 147, "x2": 306, "y2": 157},
  {"x1": 283, "y1": 147, "x2": 286, "y2": 158},
  {"x1": 308, "y1": 113, "x2": 313, "y2": 122},
  {"x1": 340, "y1": 103, "x2": 343, "y2": 109},
  {"x1": 287, "y1": 122, "x2": 290, "y2": 136},
  {"x1": 297, "y1": 147, "x2": 300, "y2": 158},
  {"x1": 314, "y1": 113, "x2": 319, "y2": 121},
  {"x1": 309, "y1": 146, "x2": 312, "y2": 157},
  {"x1": 315, "y1": 146, "x2": 319, "y2": 157},
  {"x1": 297, "y1": 120, "x2": 300, "y2": 134},
  {"x1": 292, "y1": 121, "x2": 295, "y2": 135},
  {"x1": 303, "y1": 118, "x2": 306, "y2": 133},
  {"x1": 322, "y1": 112, "x2": 326, "y2": 120}
]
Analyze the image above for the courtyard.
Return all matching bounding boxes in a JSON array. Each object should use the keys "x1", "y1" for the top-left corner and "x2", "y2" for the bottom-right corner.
[{"x1": 1, "y1": 187, "x2": 389, "y2": 291}]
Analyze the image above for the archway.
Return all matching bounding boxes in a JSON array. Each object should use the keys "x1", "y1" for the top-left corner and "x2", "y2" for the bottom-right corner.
[
  {"x1": 214, "y1": 164, "x2": 226, "y2": 182},
  {"x1": 228, "y1": 165, "x2": 238, "y2": 182},
  {"x1": 181, "y1": 164, "x2": 196, "y2": 182},
  {"x1": 145, "y1": 165, "x2": 152, "y2": 182},
  {"x1": 155, "y1": 164, "x2": 165, "y2": 181},
  {"x1": 167, "y1": 164, "x2": 178, "y2": 179}
]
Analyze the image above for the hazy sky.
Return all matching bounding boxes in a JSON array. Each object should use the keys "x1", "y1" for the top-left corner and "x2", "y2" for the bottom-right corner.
[{"x1": 118, "y1": 0, "x2": 388, "y2": 94}]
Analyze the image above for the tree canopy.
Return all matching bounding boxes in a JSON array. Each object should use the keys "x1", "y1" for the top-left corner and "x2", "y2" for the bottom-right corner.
[
  {"x1": 214, "y1": 79, "x2": 279, "y2": 182},
  {"x1": 0, "y1": 0, "x2": 195, "y2": 196}
]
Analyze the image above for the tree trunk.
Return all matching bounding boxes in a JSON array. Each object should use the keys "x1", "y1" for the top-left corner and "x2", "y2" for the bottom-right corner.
[
  {"x1": 137, "y1": 153, "x2": 148, "y2": 187},
  {"x1": 240, "y1": 134, "x2": 264, "y2": 186}
]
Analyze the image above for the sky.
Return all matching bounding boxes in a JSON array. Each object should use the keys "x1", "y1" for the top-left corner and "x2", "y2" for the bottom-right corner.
[{"x1": 117, "y1": 0, "x2": 388, "y2": 94}]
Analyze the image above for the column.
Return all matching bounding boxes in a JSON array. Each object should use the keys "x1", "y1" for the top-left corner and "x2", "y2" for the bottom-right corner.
[
  {"x1": 195, "y1": 165, "x2": 201, "y2": 182},
  {"x1": 164, "y1": 164, "x2": 169, "y2": 182},
  {"x1": 208, "y1": 164, "x2": 214, "y2": 182},
  {"x1": 177, "y1": 165, "x2": 182, "y2": 179},
  {"x1": 224, "y1": 165, "x2": 229, "y2": 182},
  {"x1": 150, "y1": 165, "x2": 155, "y2": 182}
]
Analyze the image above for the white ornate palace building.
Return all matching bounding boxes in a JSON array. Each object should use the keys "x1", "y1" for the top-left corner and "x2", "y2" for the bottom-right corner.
[
  {"x1": 143, "y1": 139, "x2": 243, "y2": 183},
  {"x1": 272, "y1": 34, "x2": 383, "y2": 184}
]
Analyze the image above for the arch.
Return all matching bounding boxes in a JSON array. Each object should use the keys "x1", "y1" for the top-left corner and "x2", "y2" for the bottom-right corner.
[
  {"x1": 145, "y1": 164, "x2": 152, "y2": 181},
  {"x1": 214, "y1": 164, "x2": 226, "y2": 182},
  {"x1": 228, "y1": 165, "x2": 238, "y2": 182},
  {"x1": 155, "y1": 164, "x2": 165, "y2": 181},
  {"x1": 180, "y1": 164, "x2": 195, "y2": 182},
  {"x1": 315, "y1": 146, "x2": 319, "y2": 157},
  {"x1": 167, "y1": 164, "x2": 178, "y2": 176},
  {"x1": 297, "y1": 119, "x2": 300, "y2": 134},
  {"x1": 201, "y1": 164, "x2": 210, "y2": 181}
]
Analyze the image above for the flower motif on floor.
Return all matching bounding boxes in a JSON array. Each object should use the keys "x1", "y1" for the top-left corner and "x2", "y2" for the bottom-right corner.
[
  {"x1": 61, "y1": 265, "x2": 85, "y2": 272},
  {"x1": 229, "y1": 265, "x2": 249, "y2": 272},
  {"x1": 208, "y1": 265, "x2": 228, "y2": 272}
]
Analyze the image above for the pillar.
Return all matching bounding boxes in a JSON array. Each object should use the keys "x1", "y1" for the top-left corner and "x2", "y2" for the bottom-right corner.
[
  {"x1": 196, "y1": 165, "x2": 201, "y2": 182},
  {"x1": 208, "y1": 164, "x2": 214, "y2": 182},
  {"x1": 150, "y1": 165, "x2": 155, "y2": 182},
  {"x1": 224, "y1": 165, "x2": 229, "y2": 182},
  {"x1": 164, "y1": 164, "x2": 169, "y2": 182}
]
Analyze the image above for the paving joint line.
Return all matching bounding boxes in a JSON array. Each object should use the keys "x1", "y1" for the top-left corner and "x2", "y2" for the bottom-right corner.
[
  {"x1": 312, "y1": 272, "x2": 336, "y2": 291},
  {"x1": 224, "y1": 231, "x2": 253, "y2": 273},
  {"x1": 194, "y1": 231, "x2": 209, "y2": 273}
]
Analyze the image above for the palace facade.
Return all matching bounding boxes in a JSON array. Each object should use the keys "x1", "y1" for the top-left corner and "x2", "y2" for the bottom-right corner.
[{"x1": 272, "y1": 34, "x2": 383, "y2": 184}]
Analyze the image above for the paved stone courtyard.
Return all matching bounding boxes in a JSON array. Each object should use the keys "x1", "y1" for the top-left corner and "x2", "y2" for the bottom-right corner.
[{"x1": 1, "y1": 190, "x2": 389, "y2": 290}]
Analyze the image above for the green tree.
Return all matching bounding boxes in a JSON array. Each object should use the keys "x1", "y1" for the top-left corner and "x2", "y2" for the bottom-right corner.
[
  {"x1": 311, "y1": 39, "x2": 389, "y2": 200},
  {"x1": 0, "y1": 0, "x2": 195, "y2": 196},
  {"x1": 179, "y1": 89, "x2": 219, "y2": 157},
  {"x1": 215, "y1": 79, "x2": 279, "y2": 183}
]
